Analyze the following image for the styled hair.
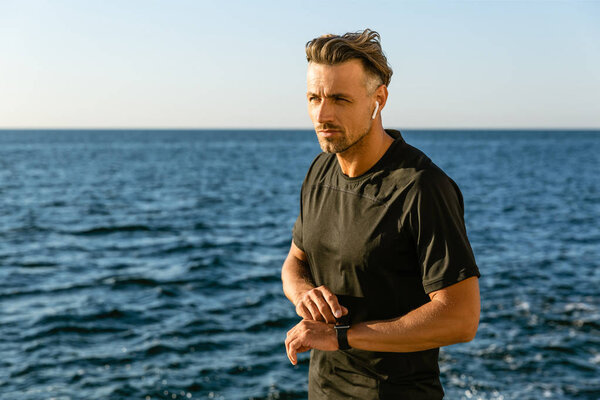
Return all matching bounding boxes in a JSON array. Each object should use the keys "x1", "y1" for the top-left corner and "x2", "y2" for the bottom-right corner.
[{"x1": 305, "y1": 29, "x2": 393, "y2": 89}]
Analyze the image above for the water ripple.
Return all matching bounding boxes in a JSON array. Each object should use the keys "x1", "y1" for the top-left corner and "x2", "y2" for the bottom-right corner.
[{"x1": 0, "y1": 130, "x2": 598, "y2": 399}]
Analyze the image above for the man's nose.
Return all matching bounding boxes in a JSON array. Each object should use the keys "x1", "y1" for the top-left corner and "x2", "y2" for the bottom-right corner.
[{"x1": 315, "y1": 100, "x2": 334, "y2": 123}]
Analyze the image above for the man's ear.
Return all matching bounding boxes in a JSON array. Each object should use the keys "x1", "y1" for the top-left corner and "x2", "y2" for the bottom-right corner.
[{"x1": 375, "y1": 84, "x2": 389, "y2": 112}]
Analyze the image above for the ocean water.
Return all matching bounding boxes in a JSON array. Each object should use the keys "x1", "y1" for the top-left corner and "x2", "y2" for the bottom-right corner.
[{"x1": 0, "y1": 129, "x2": 598, "y2": 400}]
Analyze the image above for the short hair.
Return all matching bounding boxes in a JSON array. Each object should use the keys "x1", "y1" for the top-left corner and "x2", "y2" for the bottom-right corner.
[{"x1": 305, "y1": 29, "x2": 393, "y2": 90}]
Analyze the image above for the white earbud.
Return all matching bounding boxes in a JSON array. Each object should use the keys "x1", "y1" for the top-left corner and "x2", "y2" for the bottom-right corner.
[{"x1": 371, "y1": 101, "x2": 379, "y2": 120}]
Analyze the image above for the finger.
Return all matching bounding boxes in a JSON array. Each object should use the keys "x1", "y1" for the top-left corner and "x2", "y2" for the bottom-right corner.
[
  {"x1": 309, "y1": 290, "x2": 336, "y2": 323},
  {"x1": 286, "y1": 340, "x2": 294, "y2": 364},
  {"x1": 295, "y1": 303, "x2": 312, "y2": 320},
  {"x1": 318, "y1": 286, "x2": 344, "y2": 319},
  {"x1": 341, "y1": 305, "x2": 349, "y2": 316},
  {"x1": 293, "y1": 340, "x2": 312, "y2": 358},
  {"x1": 288, "y1": 338, "x2": 300, "y2": 365},
  {"x1": 304, "y1": 298, "x2": 324, "y2": 321},
  {"x1": 285, "y1": 325, "x2": 297, "y2": 348},
  {"x1": 286, "y1": 325, "x2": 296, "y2": 339},
  {"x1": 285, "y1": 331, "x2": 297, "y2": 364},
  {"x1": 286, "y1": 341, "x2": 294, "y2": 365}
]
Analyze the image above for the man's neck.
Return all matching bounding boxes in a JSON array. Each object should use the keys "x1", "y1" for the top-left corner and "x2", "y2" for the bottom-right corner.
[{"x1": 336, "y1": 126, "x2": 394, "y2": 178}]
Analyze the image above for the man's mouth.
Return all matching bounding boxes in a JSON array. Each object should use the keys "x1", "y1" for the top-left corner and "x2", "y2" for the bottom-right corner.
[
  {"x1": 318, "y1": 131, "x2": 339, "y2": 139},
  {"x1": 317, "y1": 127, "x2": 343, "y2": 137}
]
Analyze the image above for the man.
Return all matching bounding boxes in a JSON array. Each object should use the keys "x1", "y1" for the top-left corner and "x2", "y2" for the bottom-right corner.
[{"x1": 282, "y1": 29, "x2": 481, "y2": 399}]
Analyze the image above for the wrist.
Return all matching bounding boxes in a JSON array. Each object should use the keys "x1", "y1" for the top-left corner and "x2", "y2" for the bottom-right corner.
[{"x1": 334, "y1": 315, "x2": 351, "y2": 350}]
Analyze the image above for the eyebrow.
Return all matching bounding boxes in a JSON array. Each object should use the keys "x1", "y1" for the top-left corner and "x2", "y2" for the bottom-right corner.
[{"x1": 306, "y1": 92, "x2": 353, "y2": 99}]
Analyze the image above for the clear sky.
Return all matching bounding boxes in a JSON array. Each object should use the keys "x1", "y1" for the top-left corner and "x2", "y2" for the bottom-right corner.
[{"x1": 1, "y1": 0, "x2": 599, "y2": 129}]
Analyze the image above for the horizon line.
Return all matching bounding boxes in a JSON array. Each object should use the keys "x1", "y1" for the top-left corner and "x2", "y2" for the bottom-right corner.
[{"x1": 1, "y1": 127, "x2": 599, "y2": 132}]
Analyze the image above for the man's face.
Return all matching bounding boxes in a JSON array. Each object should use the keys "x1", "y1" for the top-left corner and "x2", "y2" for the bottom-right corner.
[{"x1": 306, "y1": 59, "x2": 376, "y2": 154}]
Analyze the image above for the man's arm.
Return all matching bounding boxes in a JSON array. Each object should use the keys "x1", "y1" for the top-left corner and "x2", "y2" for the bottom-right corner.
[
  {"x1": 348, "y1": 276, "x2": 480, "y2": 351},
  {"x1": 285, "y1": 276, "x2": 480, "y2": 364},
  {"x1": 281, "y1": 241, "x2": 348, "y2": 323},
  {"x1": 281, "y1": 241, "x2": 314, "y2": 306}
]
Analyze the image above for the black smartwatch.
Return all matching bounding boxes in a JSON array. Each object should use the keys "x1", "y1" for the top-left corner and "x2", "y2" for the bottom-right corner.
[{"x1": 334, "y1": 314, "x2": 351, "y2": 350}]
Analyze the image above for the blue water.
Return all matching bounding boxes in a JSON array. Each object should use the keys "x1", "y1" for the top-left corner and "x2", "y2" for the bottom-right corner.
[{"x1": 0, "y1": 129, "x2": 598, "y2": 400}]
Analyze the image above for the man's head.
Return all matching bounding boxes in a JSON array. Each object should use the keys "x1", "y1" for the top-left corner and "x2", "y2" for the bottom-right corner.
[
  {"x1": 306, "y1": 29, "x2": 392, "y2": 93},
  {"x1": 305, "y1": 29, "x2": 393, "y2": 154}
]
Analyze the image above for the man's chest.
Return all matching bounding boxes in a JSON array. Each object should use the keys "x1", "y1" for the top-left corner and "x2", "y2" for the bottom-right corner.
[{"x1": 300, "y1": 184, "x2": 418, "y2": 295}]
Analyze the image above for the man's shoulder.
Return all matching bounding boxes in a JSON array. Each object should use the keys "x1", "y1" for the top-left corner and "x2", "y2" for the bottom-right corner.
[
  {"x1": 384, "y1": 137, "x2": 460, "y2": 197},
  {"x1": 399, "y1": 158, "x2": 464, "y2": 212},
  {"x1": 384, "y1": 137, "x2": 439, "y2": 181}
]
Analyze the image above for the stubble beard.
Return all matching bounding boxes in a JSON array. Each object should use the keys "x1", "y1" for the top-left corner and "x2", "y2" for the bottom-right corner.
[{"x1": 316, "y1": 122, "x2": 372, "y2": 154}]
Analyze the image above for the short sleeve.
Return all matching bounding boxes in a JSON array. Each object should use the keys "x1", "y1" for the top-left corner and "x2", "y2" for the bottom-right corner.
[
  {"x1": 407, "y1": 169, "x2": 480, "y2": 294},
  {"x1": 292, "y1": 214, "x2": 304, "y2": 252},
  {"x1": 292, "y1": 181, "x2": 305, "y2": 252}
]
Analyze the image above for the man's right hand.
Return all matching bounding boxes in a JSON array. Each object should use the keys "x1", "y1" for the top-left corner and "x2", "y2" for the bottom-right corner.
[{"x1": 294, "y1": 285, "x2": 348, "y2": 324}]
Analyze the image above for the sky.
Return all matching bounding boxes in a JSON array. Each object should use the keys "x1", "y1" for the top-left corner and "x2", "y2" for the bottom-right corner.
[{"x1": 1, "y1": 0, "x2": 599, "y2": 129}]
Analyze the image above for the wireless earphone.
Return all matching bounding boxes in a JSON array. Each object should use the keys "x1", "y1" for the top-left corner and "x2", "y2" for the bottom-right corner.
[{"x1": 371, "y1": 101, "x2": 379, "y2": 120}]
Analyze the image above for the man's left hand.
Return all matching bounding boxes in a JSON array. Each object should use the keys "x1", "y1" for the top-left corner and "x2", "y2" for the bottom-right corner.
[{"x1": 285, "y1": 320, "x2": 338, "y2": 365}]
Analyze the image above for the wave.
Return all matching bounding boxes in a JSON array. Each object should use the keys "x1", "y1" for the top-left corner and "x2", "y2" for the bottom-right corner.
[
  {"x1": 15, "y1": 261, "x2": 60, "y2": 268},
  {"x1": 66, "y1": 225, "x2": 173, "y2": 235},
  {"x1": 24, "y1": 324, "x2": 126, "y2": 341}
]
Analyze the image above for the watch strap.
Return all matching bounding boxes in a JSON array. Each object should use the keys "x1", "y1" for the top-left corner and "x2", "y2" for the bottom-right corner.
[
  {"x1": 334, "y1": 313, "x2": 351, "y2": 350},
  {"x1": 334, "y1": 324, "x2": 351, "y2": 350}
]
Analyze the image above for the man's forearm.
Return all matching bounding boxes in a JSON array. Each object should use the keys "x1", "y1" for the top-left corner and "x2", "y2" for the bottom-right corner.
[
  {"x1": 281, "y1": 252, "x2": 315, "y2": 305},
  {"x1": 348, "y1": 299, "x2": 475, "y2": 352},
  {"x1": 348, "y1": 277, "x2": 480, "y2": 352}
]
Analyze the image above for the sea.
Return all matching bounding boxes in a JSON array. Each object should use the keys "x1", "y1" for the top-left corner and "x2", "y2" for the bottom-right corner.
[{"x1": 0, "y1": 129, "x2": 598, "y2": 400}]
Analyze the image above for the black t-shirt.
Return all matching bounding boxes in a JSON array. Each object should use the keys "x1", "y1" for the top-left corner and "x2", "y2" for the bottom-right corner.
[{"x1": 292, "y1": 129, "x2": 480, "y2": 399}]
